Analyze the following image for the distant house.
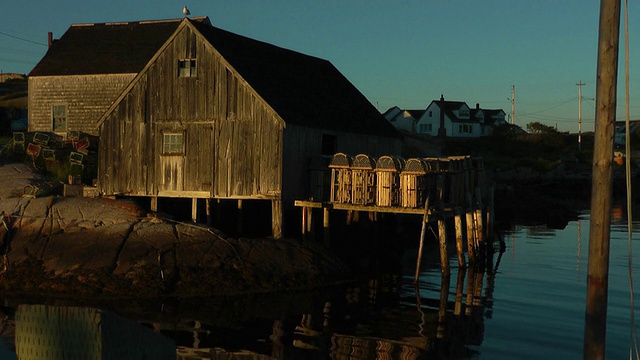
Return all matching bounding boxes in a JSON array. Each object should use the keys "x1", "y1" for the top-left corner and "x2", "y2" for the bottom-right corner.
[
  {"x1": 385, "y1": 95, "x2": 507, "y2": 138},
  {"x1": 382, "y1": 106, "x2": 424, "y2": 134},
  {"x1": 470, "y1": 104, "x2": 507, "y2": 136},
  {"x1": 30, "y1": 17, "x2": 402, "y2": 237}
]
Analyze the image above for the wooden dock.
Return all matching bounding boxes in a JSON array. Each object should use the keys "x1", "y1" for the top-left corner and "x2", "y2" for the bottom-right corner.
[{"x1": 295, "y1": 154, "x2": 494, "y2": 278}]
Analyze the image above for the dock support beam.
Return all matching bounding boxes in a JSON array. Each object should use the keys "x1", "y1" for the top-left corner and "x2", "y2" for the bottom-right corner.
[
  {"x1": 191, "y1": 198, "x2": 198, "y2": 223},
  {"x1": 151, "y1": 197, "x2": 158, "y2": 212},
  {"x1": 301, "y1": 206, "x2": 307, "y2": 239},
  {"x1": 414, "y1": 198, "x2": 430, "y2": 284},
  {"x1": 271, "y1": 200, "x2": 282, "y2": 239},
  {"x1": 437, "y1": 175, "x2": 450, "y2": 275},
  {"x1": 206, "y1": 199, "x2": 211, "y2": 226},
  {"x1": 237, "y1": 200, "x2": 243, "y2": 236},
  {"x1": 323, "y1": 207, "x2": 330, "y2": 246},
  {"x1": 455, "y1": 212, "x2": 466, "y2": 269}
]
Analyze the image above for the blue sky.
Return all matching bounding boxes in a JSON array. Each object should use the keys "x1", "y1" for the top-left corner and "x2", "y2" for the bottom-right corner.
[{"x1": 0, "y1": 0, "x2": 637, "y2": 132}]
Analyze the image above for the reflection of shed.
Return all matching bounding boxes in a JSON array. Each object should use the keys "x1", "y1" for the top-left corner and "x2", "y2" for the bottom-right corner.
[
  {"x1": 375, "y1": 156, "x2": 403, "y2": 207},
  {"x1": 400, "y1": 158, "x2": 428, "y2": 208},
  {"x1": 351, "y1": 154, "x2": 376, "y2": 205},
  {"x1": 329, "y1": 153, "x2": 352, "y2": 204}
]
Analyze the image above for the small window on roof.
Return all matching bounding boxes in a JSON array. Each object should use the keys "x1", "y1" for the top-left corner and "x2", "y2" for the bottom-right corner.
[{"x1": 178, "y1": 59, "x2": 197, "y2": 77}]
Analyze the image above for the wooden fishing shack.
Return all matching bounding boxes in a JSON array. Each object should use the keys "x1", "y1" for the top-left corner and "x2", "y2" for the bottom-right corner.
[{"x1": 28, "y1": 17, "x2": 403, "y2": 238}]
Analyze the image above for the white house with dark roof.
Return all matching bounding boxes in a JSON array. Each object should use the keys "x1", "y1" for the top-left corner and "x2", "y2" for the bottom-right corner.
[
  {"x1": 382, "y1": 106, "x2": 425, "y2": 134},
  {"x1": 386, "y1": 95, "x2": 507, "y2": 138}
]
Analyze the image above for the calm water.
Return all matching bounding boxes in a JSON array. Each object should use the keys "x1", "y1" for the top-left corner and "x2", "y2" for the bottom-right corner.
[{"x1": 2, "y1": 204, "x2": 640, "y2": 359}]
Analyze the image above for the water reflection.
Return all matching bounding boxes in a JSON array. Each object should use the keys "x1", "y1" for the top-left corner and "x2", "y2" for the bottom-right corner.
[{"x1": 0, "y1": 233, "x2": 512, "y2": 359}]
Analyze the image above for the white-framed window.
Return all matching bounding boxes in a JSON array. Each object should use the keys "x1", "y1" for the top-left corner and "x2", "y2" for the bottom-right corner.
[
  {"x1": 163, "y1": 132, "x2": 185, "y2": 155},
  {"x1": 178, "y1": 59, "x2": 197, "y2": 77},
  {"x1": 52, "y1": 104, "x2": 67, "y2": 132},
  {"x1": 459, "y1": 124, "x2": 472, "y2": 134}
]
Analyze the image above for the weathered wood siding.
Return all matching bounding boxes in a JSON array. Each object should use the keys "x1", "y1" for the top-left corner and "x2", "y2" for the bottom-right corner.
[
  {"x1": 282, "y1": 124, "x2": 401, "y2": 205},
  {"x1": 28, "y1": 74, "x2": 134, "y2": 135},
  {"x1": 99, "y1": 26, "x2": 283, "y2": 199}
]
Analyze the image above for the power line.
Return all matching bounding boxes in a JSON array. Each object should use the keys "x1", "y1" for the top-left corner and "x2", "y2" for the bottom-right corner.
[
  {"x1": 0, "y1": 57, "x2": 37, "y2": 65},
  {"x1": 0, "y1": 31, "x2": 47, "y2": 47}
]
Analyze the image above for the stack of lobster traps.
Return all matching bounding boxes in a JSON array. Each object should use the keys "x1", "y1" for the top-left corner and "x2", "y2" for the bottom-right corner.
[{"x1": 328, "y1": 153, "x2": 483, "y2": 210}]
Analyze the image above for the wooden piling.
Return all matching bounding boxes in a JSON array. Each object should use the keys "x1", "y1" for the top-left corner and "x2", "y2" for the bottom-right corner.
[
  {"x1": 301, "y1": 206, "x2": 308, "y2": 239},
  {"x1": 474, "y1": 187, "x2": 484, "y2": 242},
  {"x1": 465, "y1": 193, "x2": 477, "y2": 265},
  {"x1": 271, "y1": 200, "x2": 282, "y2": 239},
  {"x1": 150, "y1": 197, "x2": 158, "y2": 212},
  {"x1": 346, "y1": 210, "x2": 353, "y2": 226},
  {"x1": 237, "y1": 199, "x2": 243, "y2": 236},
  {"x1": 437, "y1": 175, "x2": 449, "y2": 275},
  {"x1": 486, "y1": 184, "x2": 495, "y2": 238},
  {"x1": 437, "y1": 272, "x2": 451, "y2": 340},
  {"x1": 414, "y1": 198, "x2": 430, "y2": 284},
  {"x1": 205, "y1": 199, "x2": 211, "y2": 226},
  {"x1": 323, "y1": 207, "x2": 330, "y2": 246},
  {"x1": 306, "y1": 206, "x2": 313, "y2": 239},
  {"x1": 454, "y1": 268, "x2": 466, "y2": 316},
  {"x1": 438, "y1": 216, "x2": 449, "y2": 275},
  {"x1": 191, "y1": 198, "x2": 198, "y2": 223},
  {"x1": 455, "y1": 212, "x2": 466, "y2": 269},
  {"x1": 465, "y1": 267, "x2": 475, "y2": 316}
]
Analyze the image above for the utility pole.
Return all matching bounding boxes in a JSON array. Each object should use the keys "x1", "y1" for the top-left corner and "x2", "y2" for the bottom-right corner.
[
  {"x1": 584, "y1": 0, "x2": 620, "y2": 359},
  {"x1": 510, "y1": 85, "x2": 516, "y2": 125},
  {"x1": 577, "y1": 81, "x2": 585, "y2": 151}
]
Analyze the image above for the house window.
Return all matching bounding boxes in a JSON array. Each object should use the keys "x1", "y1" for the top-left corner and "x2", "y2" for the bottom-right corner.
[
  {"x1": 459, "y1": 124, "x2": 472, "y2": 134},
  {"x1": 321, "y1": 134, "x2": 337, "y2": 156},
  {"x1": 52, "y1": 104, "x2": 67, "y2": 132},
  {"x1": 428, "y1": 111, "x2": 432, "y2": 117},
  {"x1": 163, "y1": 132, "x2": 184, "y2": 155},
  {"x1": 419, "y1": 124, "x2": 432, "y2": 133},
  {"x1": 178, "y1": 59, "x2": 197, "y2": 77}
]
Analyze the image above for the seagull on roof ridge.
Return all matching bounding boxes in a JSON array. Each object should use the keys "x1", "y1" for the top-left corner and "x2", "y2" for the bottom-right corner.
[{"x1": 183, "y1": 6, "x2": 191, "y2": 16}]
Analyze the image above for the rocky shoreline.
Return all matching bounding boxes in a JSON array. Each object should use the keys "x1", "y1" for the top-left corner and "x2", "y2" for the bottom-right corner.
[{"x1": 0, "y1": 164, "x2": 352, "y2": 298}]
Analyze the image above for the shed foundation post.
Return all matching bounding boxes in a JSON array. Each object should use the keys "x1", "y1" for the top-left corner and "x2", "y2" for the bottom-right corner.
[
  {"x1": 271, "y1": 200, "x2": 282, "y2": 239},
  {"x1": 151, "y1": 197, "x2": 158, "y2": 212},
  {"x1": 191, "y1": 198, "x2": 198, "y2": 223},
  {"x1": 455, "y1": 212, "x2": 466, "y2": 269},
  {"x1": 323, "y1": 207, "x2": 330, "y2": 246},
  {"x1": 206, "y1": 199, "x2": 211, "y2": 226}
]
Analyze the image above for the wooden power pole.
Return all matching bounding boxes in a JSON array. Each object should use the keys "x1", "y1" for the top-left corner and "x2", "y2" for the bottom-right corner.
[
  {"x1": 510, "y1": 85, "x2": 516, "y2": 125},
  {"x1": 584, "y1": 0, "x2": 620, "y2": 359}
]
